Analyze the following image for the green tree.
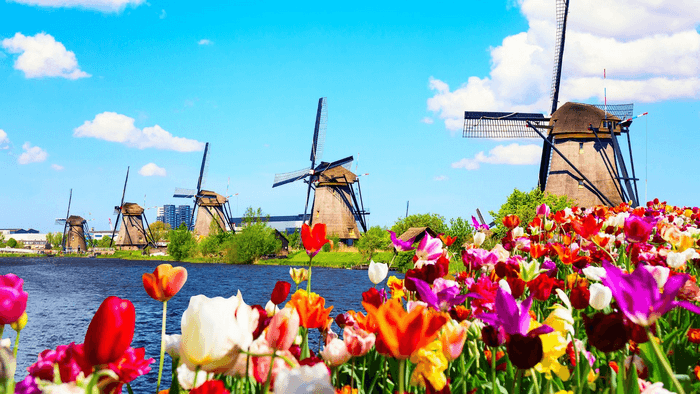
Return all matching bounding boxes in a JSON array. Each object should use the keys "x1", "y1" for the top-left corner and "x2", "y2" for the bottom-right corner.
[
  {"x1": 168, "y1": 224, "x2": 197, "y2": 261},
  {"x1": 242, "y1": 206, "x2": 270, "y2": 225},
  {"x1": 149, "y1": 221, "x2": 171, "y2": 242},
  {"x1": 0, "y1": 233, "x2": 5, "y2": 248},
  {"x1": 445, "y1": 217, "x2": 473, "y2": 254},
  {"x1": 224, "y1": 222, "x2": 281, "y2": 264},
  {"x1": 46, "y1": 232, "x2": 63, "y2": 249},
  {"x1": 286, "y1": 230, "x2": 300, "y2": 249},
  {"x1": 489, "y1": 188, "x2": 574, "y2": 239},
  {"x1": 200, "y1": 220, "x2": 233, "y2": 258},
  {"x1": 6, "y1": 238, "x2": 18, "y2": 248},
  {"x1": 356, "y1": 226, "x2": 390, "y2": 260},
  {"x1": 96, "y1": 236, "x2": 112, "y2": 248},
  {"x1": 390, "y1": 213, "x2": 447, "y2": 238}
]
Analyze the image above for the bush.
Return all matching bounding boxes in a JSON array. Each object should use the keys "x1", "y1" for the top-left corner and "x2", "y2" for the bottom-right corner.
[
  {"x1": 168, "y1": 224, "x2": 197, "y2": 261},
  {"x1": 489, "y1": 188, "x2": 574, "y2": 239},
  {"x1": 390, "y1": 213, "x2": 447, "y2": 237},
  {"x1": 225, "y1": 223, "x2": 281, "y2": 264},
  {"x1": 445, "y1": 217, "x2": 473, "y2": 254},
  {"x1": 6, "y1": 238, "x2": 18, "y2": 249},
  {"x1": 356, "y1": 226, "x2": 390, "y2": 260},
  {"x1": 200, "y1": 221, "x2": 234, "y2": 258}
]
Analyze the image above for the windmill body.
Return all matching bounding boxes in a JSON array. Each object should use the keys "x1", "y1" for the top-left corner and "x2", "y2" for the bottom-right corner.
[
  {"x1": 65, "y1": 215, "x2": 88, "y2": 252},
  {"x1": 115, "y1": 203, "x2": 153, "y2": 249},
  {"x1": 192, "y1": 190, "x2": 231, "y2": 237}
]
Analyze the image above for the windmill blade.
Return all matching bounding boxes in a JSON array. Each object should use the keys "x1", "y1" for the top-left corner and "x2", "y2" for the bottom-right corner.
[
  {"x1": 463, "y1": 111, "x2": 549, "y2": 138},
  {"x1": 272, "y1": 167, "x2": 312, "y2": 188},
  {"x1": 590, "y1": 103, "x2": 634, "y2": 120},
  {"x1": 550, "y1": 0, "x2": 570, "y2": 115},
  {"x1": 314, "y1": 155, "x2": 354, "y2": 173},
  {"x1": 111, "y1": 167, "x2": 129, "y2": 246},
  {"x1": 196, "y1": 142, "x2": 210, "y2": 194},
  {"x1": 62, "y1": 189, "x2": 72, "y2": 252},
  {"x1": 120, "y1": 167, "x2": 130, "y2": 208},
  {"x1": 64, "y1": 189, "x2": 72, "y2": 222},
  {"x1": 310, "y1": 97, "x2": 327, "y2": 168},
  {"x1": 173, "y1": 188, "x2": 197, "y2": 198}
]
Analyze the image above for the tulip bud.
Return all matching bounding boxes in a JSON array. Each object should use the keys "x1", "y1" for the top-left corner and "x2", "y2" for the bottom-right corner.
[
  {"x1": 544, "y1": 219, "x2": 555, "y2": 232},
  {"x1": 319, "y1": 338, "x2": 351, "y2": 367},
  {"x1": 270, "y1": 281, "x2": 292, "y2": 305},
  {"x1": 266, "y1": 307, "x2": 300, "y2": 352},
  {"x1": 589, "y1": 284, "x2": 612, "y2": 311},
  {"x1": 368, "y1": 261, "x2": 389, "y2": 285},
  {"x1": 11, "y1": 312, "x2": 27, "y2": 331},
  {"x1": 84, "y1": 296, "x2": 135, "y2": 366},
  {"x1": 142, "y1": 264, "x2": 188, "y2": 302},
  {"x1": 473, "y1": 232, "x2": 486, "y2": 247},
  {"x1": 289, "y1": 268, "x2": 309, "y2": 285}
]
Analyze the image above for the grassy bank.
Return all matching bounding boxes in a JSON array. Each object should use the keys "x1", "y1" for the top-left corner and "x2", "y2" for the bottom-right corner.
[{"x1": 257, "y1": 250, "x2": 394, "y2": 269}]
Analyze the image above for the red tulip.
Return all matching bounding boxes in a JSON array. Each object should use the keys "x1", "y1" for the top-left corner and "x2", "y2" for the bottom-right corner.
[
  {"x1": 142, "y1": 264, "x2": 188, "y2": 302},
  {"x1": 502, "y1": 214, "x2": 520, "y2": 229},
  {"x1": 301, "y1": 223, "x2": 330, "y2": 257},
  {"x1": 266, "y1": 307, "x2": 299, "y2": 351},
  {"x1": 84, "y1": 296, "x2": 135, "y2": 366},
  {"x1": 189, "y1": 380, "x2": 231, "y2": 394},
  {"x1": 0, "y1": 273, "x2": 28, "y2": 325},
  {"x1": 270, "y1": 281, "x2": 291, "y2": 305}
]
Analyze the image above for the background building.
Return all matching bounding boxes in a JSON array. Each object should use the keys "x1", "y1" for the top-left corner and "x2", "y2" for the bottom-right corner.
[{"x1": 157, "y1": 204, "x2": 192, "y2": 230}]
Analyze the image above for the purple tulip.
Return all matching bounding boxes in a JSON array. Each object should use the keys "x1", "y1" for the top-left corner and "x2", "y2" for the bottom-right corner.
[
  {"x1": 471, "y1": 216, "x2": 489, "y2": 231},
  {"x1": 623, "y1": 215, "x2": 657, "y2": 243},
  {"x1": 461, "y1": 248, "x2": 498, "y2": 271},
  {"x1": 0, "y1": 273, "x2": 28, "y2": 325},
  {"x1": 479, "y1": 289, "x2": 553, "y2": 337},
  {"x1": 410, "y1": 277, "x2": 475, "y2": 312},
  {"x1": 602, "y1": 261, "x2": 700, "y2": 327},
  {"x1": 536, "y1": 203, "x2": 550, "y2": 218},
  {"x1": 388, "y1": 230, "x2": 415, "y2": 252}
]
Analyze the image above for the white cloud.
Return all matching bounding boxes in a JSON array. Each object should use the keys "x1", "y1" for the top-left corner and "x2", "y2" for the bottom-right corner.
[
  {"x1": 451, "y1": 143, "x2": 542, "y2": 170},
  {"x1": 427, "y1": 0, "x2": 700, "y2": 131},
  {"x1": 0, "y1": 129, "x2": 9, "y2": 149},
  {"x1": 73, "y1": 112, "x2": 205, "y2": 152},
  {"x1": 434, "y1": 175, "x2": 448, "y2": 181},
  {"x1": 1, "y1": 32, "x2": 90, "y2": 80},
  {"x1": 159, "y1": 9, "x2": 166, "y2": 19},
  {"x1": 198, "y1": 39, "x2": 212, "y2": 46},
  {"x1": 420, "y1": 117, "x2": 434, "y2": 124},
  {"x1": 51, "y1": 164, "x2": 64, "y2": 171},
  {"x1": 138, "y1": 163, "x2": 166, "y2": 177},
  {"x1": 17, "y1": 142, "x2": 47, "y2": 164},
  {"x1": 8, "y1": 0, "x2": 145, "y2": 12}
]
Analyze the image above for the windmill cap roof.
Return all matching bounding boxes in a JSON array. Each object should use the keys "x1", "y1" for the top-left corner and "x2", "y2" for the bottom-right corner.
[
  {"x1": 67, "y1": 215, "x2": 86, "y2": 225},
  {"x1": 198, "y1": 190, "x2": 227, "y2": 205},
  {"x1": 551, "y1": 102, "x2": 622, "y2": 136},
  {"x1": 121, "y1": 202, "x2": 144, "y2": 215}
]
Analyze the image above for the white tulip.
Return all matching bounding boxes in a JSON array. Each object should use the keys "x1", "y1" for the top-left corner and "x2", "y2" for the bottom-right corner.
[
  {"x1": 512, "y1": 226, "x2": 524, "y2": 237},
  {"x1": 473, "y1": 232, "x2": 486, "y2": 247},
  {"x1": 498, "y1": 279, "x2": 511, "y2": 294},
  {"x1": 589, "y1": 283, "x2": 612, "y2": 310},
  {"x1": 164, "y1": 334, "x2": 181, "y2": 359},
  {"x1": 643, "y1": 265, "x2": 670, "y2": 289},
  {"x1": 368, "y1": 260, "x2": 389, "y2": 285},
  {"x1": 582, "y1": 266, "x2": 607, "y2": 282},
  {"x1": 274, "y1": 363, "x2": 334, "y2": 394},
  {"x1": 180, "y1": 292, "x2": 259, "y2": 373},
  {"x1": 265, "y1": 300, "x2": 280, "y2": 317},
  {"x1": 177, "y1": 363, "x2": 212, "y2": 390}
]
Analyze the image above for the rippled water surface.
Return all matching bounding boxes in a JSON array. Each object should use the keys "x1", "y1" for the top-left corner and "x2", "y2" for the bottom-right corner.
[{"x1": 0, "y1": 257, "x2": 378, "y2": 392}]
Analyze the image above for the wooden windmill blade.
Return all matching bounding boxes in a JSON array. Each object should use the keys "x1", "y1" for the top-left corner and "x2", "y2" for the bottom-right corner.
[
  {"x1": 272, "y1": 167, "x2": 312, "y2": 188},
  {"x1": 310, "y1": 97, "x2": 327, "y2": 168},
  {"x1": 463, "y1": 111, "x2": 550, "y2": 138},
  {"x1": 110, "y1": 167, "x2": 129, "y2": 247},
  {"x1": 61, "y1": 189, "x2": 72, "y2": 252}
]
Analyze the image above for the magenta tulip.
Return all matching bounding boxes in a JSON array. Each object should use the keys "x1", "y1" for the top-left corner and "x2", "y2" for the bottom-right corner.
[
  {"x1": 0, "y1": 273, "x2": 28, "y2": 325},
  {"x1": 84, "y1": 296, "x2": 135, "y2": 366}
]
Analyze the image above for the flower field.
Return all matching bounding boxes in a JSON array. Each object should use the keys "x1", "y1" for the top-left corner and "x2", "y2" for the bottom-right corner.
[{"x1": 3, "y1": 199, "x2": 700, "y2": 393}]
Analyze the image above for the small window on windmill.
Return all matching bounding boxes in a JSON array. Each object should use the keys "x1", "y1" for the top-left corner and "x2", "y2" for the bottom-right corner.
[
  {"x1": 349, "y1": 228, "x2": 355, "y2": 237},
  {"x1": 578, "y1": 180, "x2": 584, "y2": 189},
  {"x1": 579, "y1": 142, "x2": 584, "y2": 154}
]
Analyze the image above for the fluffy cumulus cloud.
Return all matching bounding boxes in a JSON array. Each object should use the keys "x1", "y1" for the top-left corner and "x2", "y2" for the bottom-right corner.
[
  {"x1": 1, "y1": 32, "x2": 90, "y2": 80},
  {"x1": 51, "y1": 164, "x2": 64, "y2": 170},
  {"x1": 7, "y1": 0, "x2": 144, "y2": 12},
  {"x1": 451, "y1": 143, "x2": 542, "y2": 170},
  {"x1": 138, "y1": 163, "x2": 166, "y2": 177},
  {"x1": 428, "y1": 0, "x2": 700, "y2": 131},
  {"x1": 73, "y1": 112, "x2": 205, "y2": 152},
  {"x1": 198, "y1": 39, "x2": 212, "y2": 45},
  {"x1": 0, "y1": 129, "x2": 9, "y2": 149},
  {"x1": 17, "y1": 142, "x2": 47, "y2": 164}
]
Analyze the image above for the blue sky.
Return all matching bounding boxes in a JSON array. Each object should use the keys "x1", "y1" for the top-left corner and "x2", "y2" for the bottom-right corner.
[{"x1": 1, "y1": 0, "x2": 699, "y2": 233}]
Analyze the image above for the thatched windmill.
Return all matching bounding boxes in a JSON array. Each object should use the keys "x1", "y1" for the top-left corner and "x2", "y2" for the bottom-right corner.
[
  {"x1": 174, "y1": 143, "x2": 234, "y2": 237},
  {"x1": 461, "y1": 0, "x2": 642, "y2": 208},
  {"x1": 111, "y1": 167, "x2": 156, "y2": 250},
  {"x1": 272, "y1": 98, "x2": 368, "y2": 242},
  {"x1": 55, "y1": 189, "x2": 91, "y2": 252}
]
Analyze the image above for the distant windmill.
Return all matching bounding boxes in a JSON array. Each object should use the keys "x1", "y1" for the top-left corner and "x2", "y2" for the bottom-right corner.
[
  {"x1": 55, "y1": 189, "x2": 90, "y2": 252},
  {"x1": 111, "y1": 167, "x2": 156, "y2": 249},
  {"x1": 272, "y1": 97, "x2": 368, "y2": 242},
  {"x1": 461, "y1": 0, "x2": 641, "y2": 207},
  {"x1": 174, "y1": 142, "x2": 234, "y2": 236}
]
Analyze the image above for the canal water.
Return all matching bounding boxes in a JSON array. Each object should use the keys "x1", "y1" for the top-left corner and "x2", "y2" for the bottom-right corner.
[{"x1": 0, "y1": 257, "x2": 380, "y2": 391}]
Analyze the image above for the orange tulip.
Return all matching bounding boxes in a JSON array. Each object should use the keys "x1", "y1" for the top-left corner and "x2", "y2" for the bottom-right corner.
[
  {"x1": 364, "y1": 299, "x2": 447, "y2": 359},
  {"x1": 286, "y1": 289, "x2": 333, "y2": 329},
  {"x1": 142, "y1": 264, "x2": 188, "y2": 302},
  {"x1": 347, "y1": 310, "x2": 379, "y2": 334},
  {"x1": 301, "y1": 223, "x2": 330, "y2": 257}
]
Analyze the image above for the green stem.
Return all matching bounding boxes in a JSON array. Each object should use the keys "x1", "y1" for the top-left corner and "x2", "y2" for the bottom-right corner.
[
  {"x1": 156, "y1": 300, "x2": 168, "y2": 394},
  {"x1": 459, "y1": 353, "x2": 467, "y2": 394},
  {"x1": 398, "y1": 359, "x2": 406, "y2": 394},
  {"x1": 530, "y1": 369, "x2": 540, "y2": 394},
  {"x1": 361, "y1": 356, "x2": 366, "y2": 394},
  {"x1": 300, "y1": 327, "x2": 310, "y2": 360},
  {"x1": 0, "y1": 325, "x2": 4, "y2": 339},
  {"x1": 646, "y1": 328, "x2": 686, "y2": 394},
  {"x1": 491, "y1": 347, "x2": 497, "y2": 394},
  {"x1": 262, "y1": 353, "x2": 277, "y2": 394},
  {"x1": 383, "y1": 358, "x2": 388, "y2": 394},
  {"x1": 169, "y1": 357, "x2": 180, "y2": 394},
  {"x1": 307, "y1": 256, "x2": 313, "y2": 293},
  {"x1": 12, "y1": 331, "x2": 20, "y2": 359},
  {"x1": 192, "y1": 366, "x2": 200, "y2": 389},
  {"x1": 351, "y1": 357, "x2": 356, "y2": 389}
]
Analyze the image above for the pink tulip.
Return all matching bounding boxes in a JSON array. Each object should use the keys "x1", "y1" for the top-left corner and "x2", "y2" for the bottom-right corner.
[
  {"x1": 0, "y1": 274, "x2": 28, "y2": 325},
  {"x1": 319, "y1": 338, "x2": 351, "y2": 367},
  {"x1": 439, "y1": 320, "x2": 468, "y2": 361},
  {"x1": 343, "y1": 326, "x2": 375, "y2": 357},
  {"x1": 266, "y1": 307, "x2": 300, "y2": 351}
]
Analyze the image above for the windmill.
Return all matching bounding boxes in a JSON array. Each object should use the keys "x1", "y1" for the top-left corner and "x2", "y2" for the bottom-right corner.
[
  {"x1": 111, "y1": 167, "x2": 156, "y2": 250},
  {"x1": 461, "y1": 0, "x2": 641, "y2": 208},
  {"x1": 272, "y1": 97, "x2": 368, "y2": 242},
  {"x1": 55, "y1": 189, "x2": 91, "y2": 252},
  {"x1": 173, "y1": 142, "x2": 234, "y2": 237}
]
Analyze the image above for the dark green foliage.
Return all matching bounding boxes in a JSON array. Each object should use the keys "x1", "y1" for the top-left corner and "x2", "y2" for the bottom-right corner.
[
  {"x1": 489, "y1": 188, "x2": 574, "y2": 239},
  {"x1": 149, "y1": 221, "x2": 171, "y2": 242},
  {"x1": 45, "y1": 232, "x2": 63, "y2": 249},
  {"x1": 356, "y1": 226, "x2": 390, "y2": 260},
  {"x1": 390, "y1": 213, "x2": 447, "y2": 237},
  {"x1": 168, "y1": 224, "x2": 197, "y2": 261},
  {"x1": 286, "y1": 230, "x2": 300, "y2": 249},
  {"x1": 200, "y1": 221, "x2": 234, "y2": 258},
  {"x1": 445, "y1": 217, "x2": 473, "y2": 253},
  {"x1": 393, "y1": 251, "x2": 415, "y2": 273},
  {"x1": 6, "y1": 238, "x2": 18, "y2": 248},
  {"x1": 224, "y1": 222, "x2": 281, "y2": 264}
]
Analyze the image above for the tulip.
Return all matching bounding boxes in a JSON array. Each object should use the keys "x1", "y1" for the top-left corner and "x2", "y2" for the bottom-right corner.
[
  {"x1": 289, "y1": 268, "x2": 309, "y2": 286},
  {"x1": 623, "y1": 215, "x2": 657, "y2": 243},
  {"x1": 439, "y1": 320, "x2": 467, "y2": 361},
  {"x1": 271, "y1": 281, "x2": 292, "y2": 305},
  {"x1": 343, "y1": 325, "x2": 375, "y2": 357},
  {"x1": 0, "y1": 273, "x2": 28, "y2": 325},
  {"x1": 265, "y1": 301, "x2": 280, "y2": 317},
  {"x1": 319, "y1": 338, "x2": 351, "y2": 367},
  {"x1": 286, "y1": 289, "x2": 333, "y2": 330},
  {"x1": 177, "y1": 363, "x2": 213, "y2": 390},
  {"x1": 142, "y1": 264, "x2": 188, "y2": 302},
  {"x1": 388, "y1": 230, "x2": 415, "y2": 252},
  {"x1": 582, "y1": 312, "x2": 628, "y2": 353},
  {"x1": 368, "y1": 260, "x2": 389, "y2": 285},
  {"x1": 189, "y1": 380, "x2": 231, "y2": 394},
  {"x1": 589, "y1": 283, "x2": 612, "y2": 310},
  {"x1": 274, "y1": 363, "x2": 334, "y2": 394},
  {"x1": 502, "y1": 214, "x2": 520, "y2": 229},
  {"x1": 266, "y1": 307, "x2": 300, "y2": 351},
  {"x1": 301, "y1": 223, "x2": 330, "y2": 258},
  {"x1": 180, "y1": 292, "x2": 259, "y2": 373},
  {"x1": 473, "y1": 232, "x2": 486, "y2": 247},
  {"x1": 570, "y1": 285, "x2": 590, "y2": 310},
  {"x1": 84, "y1": 296, "x2": 135, "y2": 366}
]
